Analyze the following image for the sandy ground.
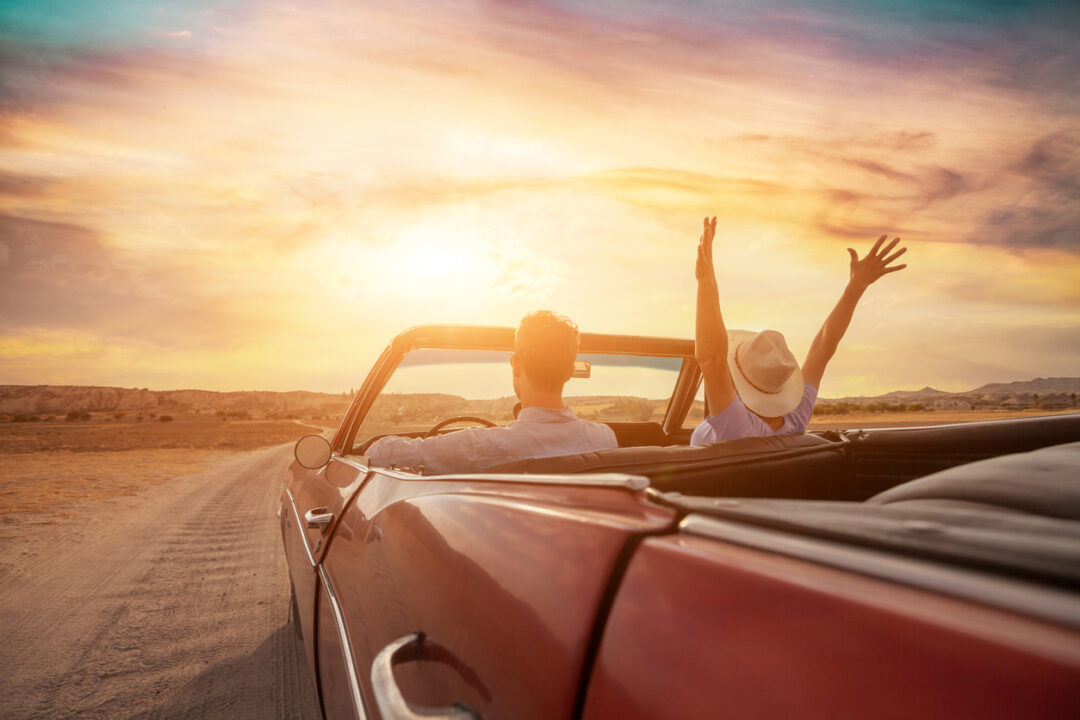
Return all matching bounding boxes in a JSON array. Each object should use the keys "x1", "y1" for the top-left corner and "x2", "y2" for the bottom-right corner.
[{"x1": 0, "y1": 443, "x2": 322, "y2": 720}]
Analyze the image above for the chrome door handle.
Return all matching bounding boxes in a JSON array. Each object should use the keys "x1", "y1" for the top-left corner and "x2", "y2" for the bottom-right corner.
[
  {"x1": 304, "y1": 507, "x2": 333, "y2": 529},
  {"x1": 372, "y1": 633, "x2": 480, "y2": 720}
]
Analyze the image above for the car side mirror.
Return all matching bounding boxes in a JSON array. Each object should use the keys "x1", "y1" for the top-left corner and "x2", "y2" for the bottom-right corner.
[
  {"x1": 572, "y1": 360, "x2": 591, "y2": 379},
  {"x1": 295, "y1": 434, "x2": 332, "y2": 469}
]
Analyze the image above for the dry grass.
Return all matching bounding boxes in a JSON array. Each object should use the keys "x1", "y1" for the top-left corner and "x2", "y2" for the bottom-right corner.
[
  {"x1": 0, "y1": 418, "x2": 323, "y2": 454},
  {"x1": 0, "y1": 418, "x2": 325, "y2": 533}
]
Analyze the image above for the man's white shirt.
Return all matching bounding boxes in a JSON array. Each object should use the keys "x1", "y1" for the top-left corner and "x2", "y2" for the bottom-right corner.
[{"x1": 365, "y1": 406, "x2": 618, "y2": 474}]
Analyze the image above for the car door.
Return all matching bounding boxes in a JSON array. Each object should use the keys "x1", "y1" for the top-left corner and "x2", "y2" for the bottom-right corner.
[
  {"x1": 581, "y1": 514, "x2": 1080, "y2": 719},
  {"x1": 314, "y1": 467, "x2": 676, "y2": 720},
  {"x1": 282, "y1": 451, "x2": 370, "y2": 678}
]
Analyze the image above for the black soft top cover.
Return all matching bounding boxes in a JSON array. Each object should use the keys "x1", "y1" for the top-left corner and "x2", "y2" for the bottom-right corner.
[{"x1": 665, "y1": 441, "x2": 1080, "y2": 590}]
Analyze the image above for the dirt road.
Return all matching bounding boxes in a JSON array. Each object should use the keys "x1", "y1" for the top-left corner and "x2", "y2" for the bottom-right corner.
[{"x1": 0, "y1": 444, "x2": 322, "y2": 719}]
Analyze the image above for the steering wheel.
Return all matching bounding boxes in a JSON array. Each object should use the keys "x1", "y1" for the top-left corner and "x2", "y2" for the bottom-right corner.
[{"x1": 424, "y1": 416, "x2": 496, "y2": 438}]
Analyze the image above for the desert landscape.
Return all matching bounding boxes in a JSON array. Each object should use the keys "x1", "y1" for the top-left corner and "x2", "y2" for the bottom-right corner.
[
  {"x1": 0, "y1": 378, "x2": 1077, "y2": 718},
  {"x1": 3, "y1": 0, "x2": 1078, "y2": 715}
]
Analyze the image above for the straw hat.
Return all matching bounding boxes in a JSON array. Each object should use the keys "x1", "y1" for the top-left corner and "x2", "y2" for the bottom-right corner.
[{"x1": 727, "y1": 329, "x2": 804, "y2": 418}]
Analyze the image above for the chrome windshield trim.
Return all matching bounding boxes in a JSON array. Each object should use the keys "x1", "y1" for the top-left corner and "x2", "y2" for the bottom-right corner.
[
  {"x1": 335, "y1": 453, "x2": 371, "y2": 472},
  {"x1": 284, "y1": 486, "x2": 317, "y2": 568},
  {"x1": 319, "y1": 564, "x2": 369, "y2": 720},
  {"x1": 364, "y1": 467, "x2": 649, "y2": 490},
  {"x1": 680, "y1": 514, "x2": 1080, "y2": 631}
]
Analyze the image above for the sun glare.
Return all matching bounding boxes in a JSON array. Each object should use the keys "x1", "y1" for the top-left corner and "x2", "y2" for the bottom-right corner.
[
  {"x1": 328, "y1": 222, "x2": 503, "y2": 311},
  {"x1": 394, "y1": 223, "x2": 496, "y2": 289}
]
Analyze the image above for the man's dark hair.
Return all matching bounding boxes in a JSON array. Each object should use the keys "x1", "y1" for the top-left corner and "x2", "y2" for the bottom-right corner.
[{"x1": 514, "y1": 311, "x2": 579, "y2": 393}]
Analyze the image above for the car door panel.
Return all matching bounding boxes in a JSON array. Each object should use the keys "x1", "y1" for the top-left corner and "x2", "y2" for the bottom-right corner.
[
  {"x1": 283, "y1": 454, "x2": 370, "y2": 682},
  {"x1": 319, "y1": 470, "x2": 675, "y2": 720},
  {"x1": 583, "y1": 530, "x2": 1080, "y2": 719}
]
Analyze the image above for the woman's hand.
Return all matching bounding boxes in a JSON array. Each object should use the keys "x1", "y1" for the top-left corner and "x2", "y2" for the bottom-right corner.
[
  {"x1": 847, "y1": 235, "x2": 907, "y2": 290},
  {"x1": 695, "y1": 216, "x2": 718, "y2": 281}
]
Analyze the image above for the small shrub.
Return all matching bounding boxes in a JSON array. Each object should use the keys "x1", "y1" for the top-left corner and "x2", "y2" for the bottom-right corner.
[
  {"x1": 158, "y1": 415, "x2": 174, "y2": 422},
  {"x1": 113, "y1": 411, "x2": 127, "y2": 420},
  {"x1": 66, "y1": 410, "x2": 81, "y2": 422},
  {"x1": 907, "y1": 403, "x2": 926, "y2": 412}
]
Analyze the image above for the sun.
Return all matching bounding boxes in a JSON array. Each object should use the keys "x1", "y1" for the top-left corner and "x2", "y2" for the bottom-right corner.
[
  {"x1": 394, "y1": 223, "x2": 495, "y2": 288},
  {"x1": 336, "y1": 221, "x2": 501, "y2": 308}
]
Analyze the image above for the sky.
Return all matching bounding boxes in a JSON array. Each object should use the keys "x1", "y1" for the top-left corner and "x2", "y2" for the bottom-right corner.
[{"x1": 0, "y1": 0, "x2": 1078, "y2": 397}]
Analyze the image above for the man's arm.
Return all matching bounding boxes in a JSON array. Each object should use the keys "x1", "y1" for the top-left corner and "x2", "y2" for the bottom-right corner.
[
  {"x1": 803, "y1": 234, "x2": 908, "y2": 389},
  {"x1": 695, "y1": 216, "x2": 737, "y2": 415},
  {"x1": 367, "y1": 429, "x2": 484, "y2": 474}
]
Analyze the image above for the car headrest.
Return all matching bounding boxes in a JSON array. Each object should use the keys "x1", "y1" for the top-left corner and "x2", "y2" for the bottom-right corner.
[{"x1": 867, "y1": 441, "x2": 1080, "y2": 520}]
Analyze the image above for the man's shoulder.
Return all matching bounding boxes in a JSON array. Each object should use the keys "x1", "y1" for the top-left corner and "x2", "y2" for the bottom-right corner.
[{"x1": 580, "y1": 418, "x2": 618, "y2": 442}]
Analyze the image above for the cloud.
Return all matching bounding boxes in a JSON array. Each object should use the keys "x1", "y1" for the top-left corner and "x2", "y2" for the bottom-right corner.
[
  {"x1": 0, "y1": 214, "x2": 147, "y2": 329},
  {"x1": 0, "y1": 170, "x2": 52, "y2": 197},
  {"x1": 0, "y1": 213, "x2": 278, "y2": 349},
  {"x1": 915, "y1": 167, "x2": 970, "y2": 206},
  {"x1": 968, "y1": 134, "x2": 1080, "y2": 250},
  {"x1": 842, "y1": 158, "x2": 915, "y2": 182}
]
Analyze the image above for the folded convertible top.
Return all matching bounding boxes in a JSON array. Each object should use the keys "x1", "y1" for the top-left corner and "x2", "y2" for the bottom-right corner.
[{"x1": 662, "y1": 441, "x2": 1080, "y2": 590}]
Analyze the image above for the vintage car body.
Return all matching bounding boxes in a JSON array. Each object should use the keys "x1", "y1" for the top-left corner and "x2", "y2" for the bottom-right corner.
[{"x1": 281, "y1": 325, "x2": 1080, "y2": 720}]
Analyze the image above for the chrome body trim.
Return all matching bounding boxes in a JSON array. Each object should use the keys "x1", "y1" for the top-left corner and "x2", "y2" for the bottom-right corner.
[
  {"x1": 319, "y1": 564, "x2": 369, "y2": 720},
  {"x1": 846, "y1": 411, "x2": 1080, "y2": 435},
  {"x1": 284, "y1": 486, "x2": 317, "y2": 568},
  {"x1": 681, "y1": 514, "x2": 1080, "y2": 630},
  {"x1": 336, "y1": 453, "x2": 370, "y2": 472},
  {"x1": 367, "y1": 467, "x2": 649, "y2": 490}
]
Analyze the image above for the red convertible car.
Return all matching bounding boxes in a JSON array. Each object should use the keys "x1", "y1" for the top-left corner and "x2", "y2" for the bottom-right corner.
[{"x1": 281, "y1": 325, "x2": 1080, "y2": 720}]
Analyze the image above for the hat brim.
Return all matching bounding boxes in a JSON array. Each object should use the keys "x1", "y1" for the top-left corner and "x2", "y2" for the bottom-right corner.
[{"x1": 726, "y1": 329, "x2": 805, "y2": 419}]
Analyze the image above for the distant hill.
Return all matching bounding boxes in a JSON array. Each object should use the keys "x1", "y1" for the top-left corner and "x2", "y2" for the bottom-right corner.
[
  {"x1": 0, "y1": 385, "x2": 353, "y2": 419},
  {"x1": 2, "y1": 376, "x2": 1078, "y2": 419},
  {"x1": 817, "y1": 376, "x2": 1080, "y2": 412},
  {"x1": 883, "y1": 386, "x2": 950, "y2": 398},
  {"x1": 970, "y1": 377, "x2": 1080, "y2": 395}
]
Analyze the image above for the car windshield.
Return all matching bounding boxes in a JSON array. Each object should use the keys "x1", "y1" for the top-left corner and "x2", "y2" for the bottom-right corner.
[{"x1": 353, "y1": 348, "x2": 683, "y2": 447}]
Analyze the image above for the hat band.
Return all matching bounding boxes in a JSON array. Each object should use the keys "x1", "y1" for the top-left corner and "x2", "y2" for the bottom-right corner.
[{"x1": 734, "y1": 341, "x2": 783, "y2": 395}]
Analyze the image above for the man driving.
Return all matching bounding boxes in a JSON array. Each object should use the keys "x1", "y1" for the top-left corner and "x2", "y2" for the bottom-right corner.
[{"x1": 365, "y1": 310, "x2": 618, "y2": 473}]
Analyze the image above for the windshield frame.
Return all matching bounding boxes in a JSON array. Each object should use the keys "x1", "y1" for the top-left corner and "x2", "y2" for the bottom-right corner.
[{"x1": 338, "y1": 324, "x2": 699, "y2": 456}]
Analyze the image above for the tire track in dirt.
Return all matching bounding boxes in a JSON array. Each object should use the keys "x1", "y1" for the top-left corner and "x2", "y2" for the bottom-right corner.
[{"x1": 0, "y1": 444, "x2": 322, "y2": 720}]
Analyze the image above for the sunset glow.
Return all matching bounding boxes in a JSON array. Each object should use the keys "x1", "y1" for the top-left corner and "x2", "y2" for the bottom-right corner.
[{"x1": 1, "y1": 0, "x2": 1078, "y2": 396}]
